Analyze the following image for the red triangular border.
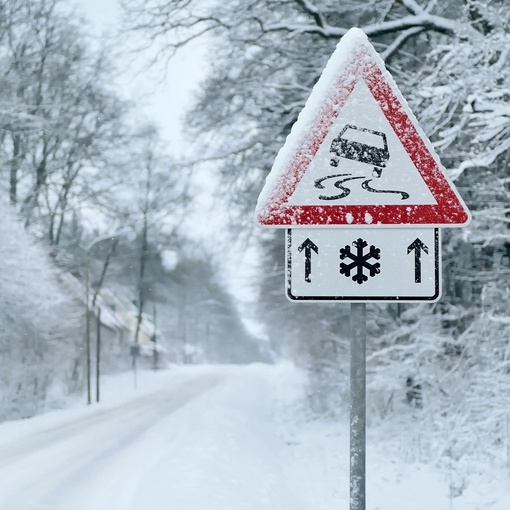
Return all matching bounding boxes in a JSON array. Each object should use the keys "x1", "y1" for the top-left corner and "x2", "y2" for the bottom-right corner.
[{"x1": 256, "y1": 35, "x2": 470, "y2": 227}]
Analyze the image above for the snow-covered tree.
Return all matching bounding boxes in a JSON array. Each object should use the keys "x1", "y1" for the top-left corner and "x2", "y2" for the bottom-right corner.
[
  {"x1": 0, "y1": 0, "x2": 130, "y2": 246},
  {"x1": 165, "y1": 247, "x2": 264, "y2": 364}
]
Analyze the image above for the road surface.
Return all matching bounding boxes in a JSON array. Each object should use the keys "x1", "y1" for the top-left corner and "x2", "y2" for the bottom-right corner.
[
  {"x1": 0, "y1": 369, "x2": 228, "y2": 510},
  {"x1": 0, "y1": 365, "x2": 310, "y2": 510},
  {"x1": 0, "y1": 364, "x2": 507, "y2": 510}
]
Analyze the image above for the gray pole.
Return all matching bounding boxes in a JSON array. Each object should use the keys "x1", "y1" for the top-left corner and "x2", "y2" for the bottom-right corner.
[
  {"x1": 96, "y1": 308, "x2": 101, "y2": 403},
  {"x1": 133, "y1": 351, "x2": 138, "y2": 389},
  {"x1": 350, "y1": 302, "x2": 366, "y2": 510},
  {"x1": 85, "y1": 256, "x2": 91, "y2": 406},
  {"x1": 83, "y1": 229, "x2": 129, "y2": 405}
]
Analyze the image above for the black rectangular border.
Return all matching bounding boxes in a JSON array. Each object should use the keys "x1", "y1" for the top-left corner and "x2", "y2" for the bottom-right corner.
[{"x1": 286, "y1": 228, "x2": 441, "y2": 302}]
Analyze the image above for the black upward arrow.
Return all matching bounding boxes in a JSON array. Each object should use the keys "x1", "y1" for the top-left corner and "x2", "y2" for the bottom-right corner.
[
  {"x1": 297, "y1": 238, "x2": 319, "y2": 283},
  {"x1": 407, "y1": 238, "x2": 429, "y2": 283}
]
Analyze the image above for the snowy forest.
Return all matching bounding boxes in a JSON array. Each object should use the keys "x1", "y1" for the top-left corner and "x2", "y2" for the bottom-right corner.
[{"x1": 1, "y1": 0, "x2": 510, "y2": 479}]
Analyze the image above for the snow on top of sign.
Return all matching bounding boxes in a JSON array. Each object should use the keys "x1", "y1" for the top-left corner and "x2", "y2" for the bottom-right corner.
[
  {"x1": 254, "y1": 26, "x2": 471, "y2": 227},
  {"x1": 255, "y1": 28, "x2": 371, "y2": 221}
]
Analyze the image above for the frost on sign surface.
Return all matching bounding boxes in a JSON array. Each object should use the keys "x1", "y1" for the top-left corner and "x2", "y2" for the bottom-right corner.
[
  {"x1": 254, "y1": 28, "x2": 471, "y2": 228},
  {"x1": 289, "y1": 83, "x2": 434, "y2": 206}
]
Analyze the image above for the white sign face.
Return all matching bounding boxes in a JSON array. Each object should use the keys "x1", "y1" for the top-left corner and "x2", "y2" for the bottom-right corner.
[
  {"x1": 287, "y1": 81, "x2": 437, "y2": 208},
  {"x1": 287, "y1": 228, "x2": 440, "y2": 302}
]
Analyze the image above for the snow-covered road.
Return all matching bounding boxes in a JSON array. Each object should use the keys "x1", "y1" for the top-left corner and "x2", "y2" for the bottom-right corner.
[
  {"x1": 0, "y1": 369, "x2": 228, "y2": 509},
  {"x1": 0, "y1": 364, "x2": 508, "y2": 510},
  {"x1": 0, "y1": 365, "x2": 309, "y2": 510}
]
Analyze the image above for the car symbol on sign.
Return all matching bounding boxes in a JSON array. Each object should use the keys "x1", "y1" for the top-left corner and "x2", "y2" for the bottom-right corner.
[{"x1": 330, "y1": 125, "x2": 389, "y2": 178}]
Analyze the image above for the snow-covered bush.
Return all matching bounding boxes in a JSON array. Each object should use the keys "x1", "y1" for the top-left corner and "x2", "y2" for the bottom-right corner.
[
  {"x1": 366, "y1": 299, "x2": 510, "y2": 468},
  {"x1": 0, "y1": 200, "x2": 83, "y2": 420}
]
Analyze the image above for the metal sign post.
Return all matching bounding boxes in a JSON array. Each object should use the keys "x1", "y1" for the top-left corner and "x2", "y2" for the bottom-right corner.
[{"x1": 350, "y1": 303, "x2": 366, "y2": 510}]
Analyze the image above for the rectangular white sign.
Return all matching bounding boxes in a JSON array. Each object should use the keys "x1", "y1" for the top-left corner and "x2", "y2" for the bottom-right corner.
[{"x1": 287, "y1": 228, "x2": 441, "y2": 302}]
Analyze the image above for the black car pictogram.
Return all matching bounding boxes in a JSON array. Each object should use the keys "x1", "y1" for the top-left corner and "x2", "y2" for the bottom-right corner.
[
  {"x1": 329, "y1": 124, "x2": 389, "y2": 177},
  {"x1": 315, "y1": 124, "x2": 409, "y2": 201}
]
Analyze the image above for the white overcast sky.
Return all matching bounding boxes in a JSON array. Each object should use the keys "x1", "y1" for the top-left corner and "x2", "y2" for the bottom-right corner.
[
  {"x1": 75, "y1": 1, "x2": 264, "y2": 327},
  {"x1": 75, "y1": 0, "x2": 208, "y2": 155}
]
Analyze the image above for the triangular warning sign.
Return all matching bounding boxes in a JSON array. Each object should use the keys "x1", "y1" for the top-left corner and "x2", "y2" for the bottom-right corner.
[{"x1": 255, "y1": 28, "x2": 471, "y2": 227}]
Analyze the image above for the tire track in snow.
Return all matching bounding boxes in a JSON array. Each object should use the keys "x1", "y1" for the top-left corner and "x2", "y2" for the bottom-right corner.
[{"x1": 0, "y1": 371, "x2": 226, "y2": 510}]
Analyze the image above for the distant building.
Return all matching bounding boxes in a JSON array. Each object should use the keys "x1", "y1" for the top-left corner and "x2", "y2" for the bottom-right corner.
[{"x1": 60, "y1": 273, "x2": 166, "y2": 371}]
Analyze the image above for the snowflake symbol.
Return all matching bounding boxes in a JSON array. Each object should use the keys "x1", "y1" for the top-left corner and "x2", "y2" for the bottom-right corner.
[{"x1": 340, "y1": 238, "x2": 381, "y2": 285}]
